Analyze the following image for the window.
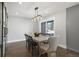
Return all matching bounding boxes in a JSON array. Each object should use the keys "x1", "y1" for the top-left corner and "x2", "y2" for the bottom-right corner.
[
  {"x1": 47, "y1": 20, "x2": 54, "y2": 34},
  {"x1": 41, "y1": 22, "x2": 46, "y2": 34},
  {"x1": 41, "y1": 20, "x2": 54, "y2": 35}
]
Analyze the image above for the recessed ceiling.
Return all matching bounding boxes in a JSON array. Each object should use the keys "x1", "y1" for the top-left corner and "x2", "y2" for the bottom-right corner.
[{"x1": 5, "y1": 2, "x2": 79, "y2": 19}]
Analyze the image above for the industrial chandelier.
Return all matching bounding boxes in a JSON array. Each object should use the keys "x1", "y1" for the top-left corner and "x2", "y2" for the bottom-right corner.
[{"x1": 32, "y1": 7, "x2": 42, "y2": 22}]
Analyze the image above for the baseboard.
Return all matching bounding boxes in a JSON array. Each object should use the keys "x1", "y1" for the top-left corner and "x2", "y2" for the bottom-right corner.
[
  {"x1": 58, "y1": 44, "x2": 67, "y2": 49},
  {"x1": 59, "y1": 45, "x2": 79, "y2": 54},
  {"x1": 67, "y1": 47, "x2": 79, "y2": 53},
  {"x1": 7, "y1": 39, "x2": 26, "y2": 43},
  {"x1": 7, "y1": 40, "x2": 67, "y2": 49}
]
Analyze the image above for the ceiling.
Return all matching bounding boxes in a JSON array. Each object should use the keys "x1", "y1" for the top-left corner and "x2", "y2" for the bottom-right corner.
[{"x1": 5, "y1": 2, "x2": 79, "y2": 19}]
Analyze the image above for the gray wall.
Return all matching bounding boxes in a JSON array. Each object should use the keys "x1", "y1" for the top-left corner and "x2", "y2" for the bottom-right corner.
[{"x1": 66, "y1": 4, "x2": 79, "y2": 52}]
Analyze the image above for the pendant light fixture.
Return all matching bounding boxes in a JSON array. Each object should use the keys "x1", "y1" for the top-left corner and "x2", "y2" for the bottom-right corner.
[{"x1": 32, "y1": 7, "x2": 42, "y2": 22}]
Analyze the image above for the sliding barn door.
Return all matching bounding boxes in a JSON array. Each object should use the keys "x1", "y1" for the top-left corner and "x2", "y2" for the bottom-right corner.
[{"x1": 66, "y1": 4, "x2": 79, "y2": 52}]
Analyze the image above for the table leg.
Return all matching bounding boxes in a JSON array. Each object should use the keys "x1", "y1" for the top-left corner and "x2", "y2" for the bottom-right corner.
[{"x1": 38, "y1": 42, "x2": 41, "y2": 56}]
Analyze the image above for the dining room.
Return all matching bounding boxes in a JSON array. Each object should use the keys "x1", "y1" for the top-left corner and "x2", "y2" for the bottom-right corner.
[{"x1": 2, "y1": 2, "x2": 79, "y2": 57}]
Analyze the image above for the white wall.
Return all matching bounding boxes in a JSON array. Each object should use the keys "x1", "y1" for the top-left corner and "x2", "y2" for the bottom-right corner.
[
  {"x1": 33, "y1": 21, "x2": 39, "y2": 33},
  {"x1": 8, "y1": 10, "x2": 66, "y2": 49},
  {"x1": 54, "y1": 10, "x2": 66, "y2": 48},
  {"x1": 8, "y1": 16, "x2": 35, "y2": 43},
  {"x1": 39, "y1": 10, "x2": 66, "y2": 48}
]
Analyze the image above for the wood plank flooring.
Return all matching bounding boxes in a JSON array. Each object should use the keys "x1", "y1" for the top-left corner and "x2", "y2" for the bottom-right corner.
[
  {"x1": 6, "y1": 41, "x2": 31, "y2": 57},
  {"x1": 6, "y1": 41, "x2": 79, "y2": 57}
]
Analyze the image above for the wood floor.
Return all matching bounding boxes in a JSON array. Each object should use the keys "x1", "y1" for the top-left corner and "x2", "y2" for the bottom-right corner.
[
  {"x1": 6, "y1": 41, "x2": 79, "y2": 57},
  {"x1": 6, "y1": 41, "x2": 31, "y2": 57}
]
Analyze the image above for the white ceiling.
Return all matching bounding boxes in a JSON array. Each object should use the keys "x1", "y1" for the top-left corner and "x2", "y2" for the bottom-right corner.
[{"x1": 5, "y1": 2, "x2": 79, "y2": 19}]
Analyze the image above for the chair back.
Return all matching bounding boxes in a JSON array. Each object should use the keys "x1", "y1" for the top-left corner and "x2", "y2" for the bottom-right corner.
[
  {"x1": 28, "y1": 36, "x2": 38, "y2": 46},
  {"x1": 24, "y1": 34, "x2": 29, "y2": 40},
  {"x1": 48, "y1": 37, "x2": 57, "y2": 52}
]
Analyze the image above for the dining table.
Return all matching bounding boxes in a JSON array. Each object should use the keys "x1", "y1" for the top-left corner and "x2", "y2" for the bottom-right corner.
[
  {"x1": 26, "y1": 33, "x2": 56, "y2": 56},
  {"x1": 31, "y1": 35, "x2": 49, "y2": 56}
]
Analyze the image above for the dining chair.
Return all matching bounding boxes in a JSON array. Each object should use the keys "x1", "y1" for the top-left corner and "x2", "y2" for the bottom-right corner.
[
  {"x1": 40, "y1": 37, "x2": 57, "y2": 57},
  {"x1": 28, "y1": 36, "x2": 39, "y2": 56},
  {"x1": 24, "y1": 34, "x2": 29, "y2": 48}
]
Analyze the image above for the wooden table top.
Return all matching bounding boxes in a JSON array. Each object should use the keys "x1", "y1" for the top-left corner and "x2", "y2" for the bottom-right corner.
[{"x1": 32, "y1": 35, "x2": 49, "y2": 42}]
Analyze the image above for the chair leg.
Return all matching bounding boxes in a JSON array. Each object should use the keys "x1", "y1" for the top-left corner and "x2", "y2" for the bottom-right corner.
[
  {"x1": 36, "y1": 46, "x2": 39, "y2": 57},
  {"x1": 47, "y1": 52, "x2": 50, "y2": 57},
  {"x1": 32, "y1": 46, "x2": 39, "y2": 57},
  {"x1": 28, "y1": 45, "x2": 29, "y2": 51},
  {"x1": 28, "y1": 45, "x2": 31, "y2": 52},
  {"x1": 38, "y1": 46, "x2": 39, "y2": 56},
  {"x1": 26, "y1": 42, "x2": 27, "y2": 51},
  {"x1": 32, "y1": 46, "x2": 35, "y2": 57}
]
